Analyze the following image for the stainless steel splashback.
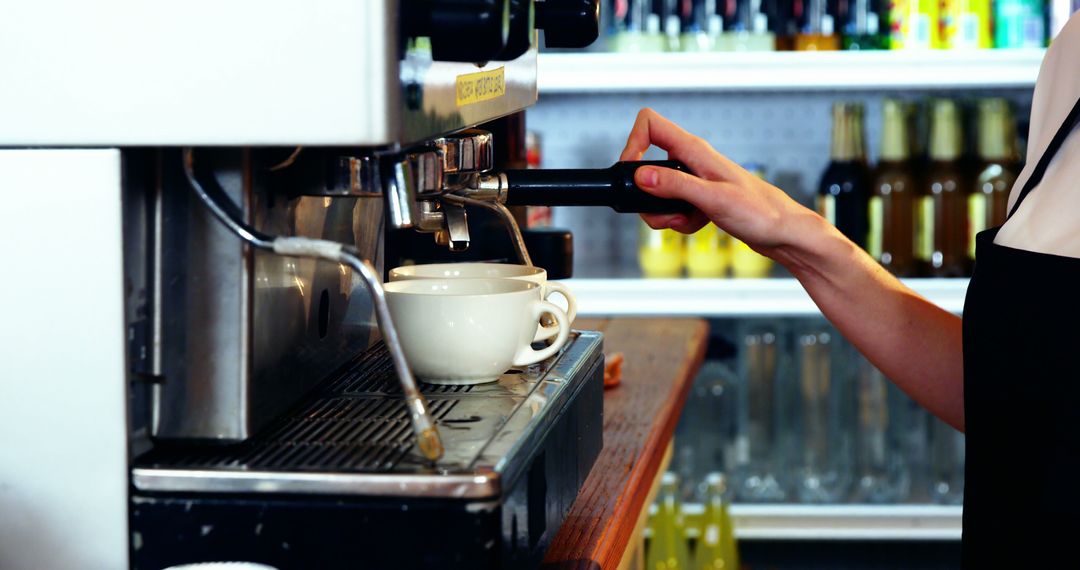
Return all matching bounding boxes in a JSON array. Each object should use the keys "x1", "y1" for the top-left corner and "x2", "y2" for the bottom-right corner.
[{"x1": 130, "y1": 150, "x2": 385, "y2": 442}]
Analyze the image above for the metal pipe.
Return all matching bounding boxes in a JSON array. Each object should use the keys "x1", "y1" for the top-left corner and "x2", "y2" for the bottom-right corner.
[{"x1": 181, "y1": 148, "x2": 444, "y2": 462}]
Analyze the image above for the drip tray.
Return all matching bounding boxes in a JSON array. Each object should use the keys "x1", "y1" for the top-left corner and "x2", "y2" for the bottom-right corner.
[{"x1": 133, "y1": 331, "x2": 603, "y2": 499}]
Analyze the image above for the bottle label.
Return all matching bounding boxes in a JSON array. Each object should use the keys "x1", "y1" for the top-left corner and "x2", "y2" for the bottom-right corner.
[
  {"x1": 868, "y1": 196, "x2": 884, "y2": 260},
  {"x1": 968, "y1": 193, "x2": 987, "y2": 259},
  {"x1": 817, "y1": 195, "x2": 837, "y2": 226},
  {"x1": 915, "y1": 196, "x2": 935, "y2": 261},
  {"x1": 889, "y1": 0, "x2": 910, "y2": 47}
]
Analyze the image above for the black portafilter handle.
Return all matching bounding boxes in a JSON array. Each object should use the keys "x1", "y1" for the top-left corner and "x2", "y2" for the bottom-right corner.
[{"x1": 499, "y1": 160, "x2": 695, "y2": 214}]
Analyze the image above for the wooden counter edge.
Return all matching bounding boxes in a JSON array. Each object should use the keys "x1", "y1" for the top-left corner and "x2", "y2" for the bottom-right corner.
[{"x1": 543, "y1": 317, "x2": 709, "y2": 569}]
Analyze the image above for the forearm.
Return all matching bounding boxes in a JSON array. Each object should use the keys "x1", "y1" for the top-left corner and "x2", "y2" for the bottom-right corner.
[{"x1": 773, "y1": 211, "x2": 965, "y2": 431}]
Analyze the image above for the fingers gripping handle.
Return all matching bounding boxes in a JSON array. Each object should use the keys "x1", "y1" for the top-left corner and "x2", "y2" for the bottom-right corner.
[{"x1": 514, "y1": 301, "x2": 571, "y2": 367}]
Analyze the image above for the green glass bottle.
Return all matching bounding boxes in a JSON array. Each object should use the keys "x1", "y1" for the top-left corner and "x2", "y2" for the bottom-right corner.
[
  {"x1": 968, "y1": 98, "x2": 1019, "y2": 263},
  {"x1": 842, "y1": 0, "x2": 887, "y2": 50},
  {"x1": 647, "y1": 473, "x2": 690, "y2": 570},
  {"x1": 693, "y1": 473, "x2": 740, "y2": 570}
]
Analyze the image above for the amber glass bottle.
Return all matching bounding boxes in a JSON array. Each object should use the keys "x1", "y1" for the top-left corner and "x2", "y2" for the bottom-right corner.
[
  {"x1": 968, "y1": 98, "x2": 1019, "y2": 262},
  {"x1": 870, "y1": 100, "x2": 918, "y2": 276},
  {"x1": 916, "y1": 99, "x2": 970, "y2": 277}
]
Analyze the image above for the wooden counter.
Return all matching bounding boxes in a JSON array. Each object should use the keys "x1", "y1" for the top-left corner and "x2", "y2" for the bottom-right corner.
[{"x1": 543, "y1": 317, "x2": 709, "y2": 570}]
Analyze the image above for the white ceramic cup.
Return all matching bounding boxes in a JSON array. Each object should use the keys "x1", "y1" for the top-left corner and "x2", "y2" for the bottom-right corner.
[
  {"x1": 383, "y1": 278, "x2": 571, "y2": 385},
  {"x1": 388, "y1": 262, "x2": 577, "y2": 341}
]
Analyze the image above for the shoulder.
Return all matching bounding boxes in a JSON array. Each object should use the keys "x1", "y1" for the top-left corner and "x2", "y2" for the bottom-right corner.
[
  {"x1": 1027, "y1": 14, "x2": 1080, "y2": 155},
  {"x1": 995, "y1": 14, "x2": 1080, "y2": 258}
]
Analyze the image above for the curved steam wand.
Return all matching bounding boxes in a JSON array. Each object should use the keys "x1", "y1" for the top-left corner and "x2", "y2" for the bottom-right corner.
[{"x1": 181, "y1": 149, "x2": 444, "y2": 462}]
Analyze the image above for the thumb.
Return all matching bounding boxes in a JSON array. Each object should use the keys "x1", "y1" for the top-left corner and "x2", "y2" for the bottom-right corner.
[{"x1": 635, "y1": 165, "x2": 713, "y2": 206}]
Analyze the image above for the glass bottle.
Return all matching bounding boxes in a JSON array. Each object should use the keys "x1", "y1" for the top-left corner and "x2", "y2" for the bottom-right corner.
[
  {"x1": 842, "y1": 0, "x2": 887, "y2": 49},
  {"x1": 683, "y1": 0, "x2": 723, "y2": 51},
  {"x1": 795, "y1": 0, "x2": 840, "y2": 50},
  {"x1": 887, "y1": 0, "x2": 939, "y2": 48},
  {"x1": 648, "y1": 472, "x2": 691, "y2": 570},
  {"x1": 941, "y1": 0, "x2": 992, "y2": 49},
  {"x1": 693, "y1": 473, "x2": 740, "y2": 570},
  {"x1": 817, "y1": 102, "x2": 871, "y2": 249},
  {"x1": 968, "y1": 98, "x2": 1019, "y2": 262},
  {"x1": 767, "y1": 0, "x2": 799, "y2": 49},
  {"x1": 792, "y1": 321, "x2": 853, "y2": 503},
  {"x1": 929, "y1": 418, "x2": 965, "y2": 505},
  {"x1": 733, "y1": 321, "x2": 788, "y2": 502},
  {"x1": 687, "y1": 224, "x2": 731, "y2": 278},
  {"x1": 676, "y1": 360, "x2": 739, "y2": 501},
  {"x1": 640, "y1": 222, "x2": 686, "y2": 278},
  {"x1": 730, "y1": 239, "x2": 774, "y2": 278},
  {"x1": 611, "y1": 8, "x2": 668, "y2": 52},
  {"x1": 916, "y1": 99, "x2": 970, "y2": 277},
  {"x1": 994, "y1": 0, "x2": 1046, "y2": 48},
  {"x1": 852, "y1": 356, "x2": 911, "y2": 503},
  {"x1": 724, "y1": 0, "x2": 777, "y2": 51},
  {"x1": 871, "y1": 99, "x2": 918, "y2": 276}
]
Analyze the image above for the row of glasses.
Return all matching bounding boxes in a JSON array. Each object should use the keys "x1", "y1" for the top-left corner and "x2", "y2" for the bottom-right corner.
[{"x1": 672, "y1": 318, "x2": 964, "y2": 505}]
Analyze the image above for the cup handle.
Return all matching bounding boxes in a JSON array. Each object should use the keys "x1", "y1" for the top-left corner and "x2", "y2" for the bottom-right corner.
[
  {"x1": 515, "y1": 300, "x2": 571, "y2": 367},
  {"x1": 533, "y1": 281, "x2": 578, "y2": 342}
]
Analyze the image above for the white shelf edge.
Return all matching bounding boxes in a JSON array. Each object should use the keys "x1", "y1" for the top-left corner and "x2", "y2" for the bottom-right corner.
[
  {"x1": 538, "y1": 50, "x2": 1044, "y2": 93},
  {"x1": 671, "y1": 503, "x2": 963, "y2": 541},
  {"x1": 564, "y1": 277, "x2": 969, "y2": 316}
]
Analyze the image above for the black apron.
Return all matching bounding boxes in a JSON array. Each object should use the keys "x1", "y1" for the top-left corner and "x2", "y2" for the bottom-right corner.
[{"x1": 962, "y1": 94, "x2": 1080, "y2": 567}]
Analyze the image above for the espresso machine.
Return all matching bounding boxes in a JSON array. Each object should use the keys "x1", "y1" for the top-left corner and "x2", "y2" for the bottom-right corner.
[{"x1": 0, "y1": 2, "x2": 686, "y2": 568}]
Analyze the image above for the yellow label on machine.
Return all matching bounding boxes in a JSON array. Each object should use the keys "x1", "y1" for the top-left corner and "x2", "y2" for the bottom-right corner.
[{"x1": 455, "y1": 67, "x2": 506, "y2": 107}]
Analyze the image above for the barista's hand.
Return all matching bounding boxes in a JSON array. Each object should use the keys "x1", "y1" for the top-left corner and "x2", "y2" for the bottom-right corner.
[{"x1": 620, "y1": 108, "x2": 822, "y2": 259}]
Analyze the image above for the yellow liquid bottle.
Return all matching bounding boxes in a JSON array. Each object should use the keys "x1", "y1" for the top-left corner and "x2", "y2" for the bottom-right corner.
[
  {"x1": 640, "y1": 223, "x2": 686, "y2": 278},
  {"x1": 730, "y1": 239, "x2": 773, "y2": 278},
  {"x1": 647, "y1": 473, "x2": 690, "y2": 570},
  {"x1": 693, "y1": 473, "x2": 740, "y2": 570},
  {"x1": 686, "y1": 225, "x2": 731, "y2": 278}
]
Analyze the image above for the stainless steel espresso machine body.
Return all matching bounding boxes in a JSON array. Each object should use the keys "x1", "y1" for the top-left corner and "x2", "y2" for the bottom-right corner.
[{"x1": 0, "y1": 1, "x2": 607, "y2": 568}]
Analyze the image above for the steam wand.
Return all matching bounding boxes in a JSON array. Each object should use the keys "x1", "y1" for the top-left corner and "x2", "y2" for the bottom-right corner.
[{"x1": 181, "y1": 149, "x2": 444, "y2": 462}]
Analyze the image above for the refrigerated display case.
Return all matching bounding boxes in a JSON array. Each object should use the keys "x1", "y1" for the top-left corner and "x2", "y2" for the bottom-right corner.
[{"x1": 521, "y1": 37, "x2": 1042, "y2": 568}]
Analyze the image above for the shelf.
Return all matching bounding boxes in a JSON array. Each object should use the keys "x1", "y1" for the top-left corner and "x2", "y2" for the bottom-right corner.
[
  {"x1": 729, "y1": 504, "x2": 962, "y2": 540},
  {"x1": 538, "y1": 49, "x2": 1044, "y2": 93},
  {"x1": 655, "y1": 504, "x2": 963, "y2": 541},
  {"x1": 564, "y1": 278, "x2": 969, "y2": 317}
]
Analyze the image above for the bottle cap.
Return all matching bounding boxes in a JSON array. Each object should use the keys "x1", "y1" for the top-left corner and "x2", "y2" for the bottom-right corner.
[
  {"x1": 753, "y1": 13, "x2": 769, "y2": 34},
  {"x1": 867, "y1": 12, "x2": 880, "y2": 36},
  {"x1": 646, "y1": 13, "x2": 662, "y2": 34},
  {"x1": 708, "y1": 14, "x2": 724, "y2": 35},
  {"x1": 665, "y1": 14, "x2": 681, "y2": 37},
  {"x1": 821, "y1": 14, "x2": 835, "y2": 36}
]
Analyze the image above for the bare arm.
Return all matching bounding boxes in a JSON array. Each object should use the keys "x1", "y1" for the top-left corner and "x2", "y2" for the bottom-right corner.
[{"x1": 621, "y1": 108, "x2": 965, "y2": 431}]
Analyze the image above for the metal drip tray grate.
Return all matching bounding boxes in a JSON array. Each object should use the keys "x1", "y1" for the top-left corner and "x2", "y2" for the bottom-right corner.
[{"x1": 133, "y1": 331, "x2": 604, "y2": 498}]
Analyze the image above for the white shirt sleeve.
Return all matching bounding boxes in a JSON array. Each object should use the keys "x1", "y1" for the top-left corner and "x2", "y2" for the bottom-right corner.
[{"x1": 994, "y1": 12, "x2": 1080, "y2": 257}]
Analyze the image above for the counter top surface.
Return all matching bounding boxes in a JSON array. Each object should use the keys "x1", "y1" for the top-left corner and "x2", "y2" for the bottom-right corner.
[{"x1": 542, "y1": 317, "x2": 708, "y2": 569}]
